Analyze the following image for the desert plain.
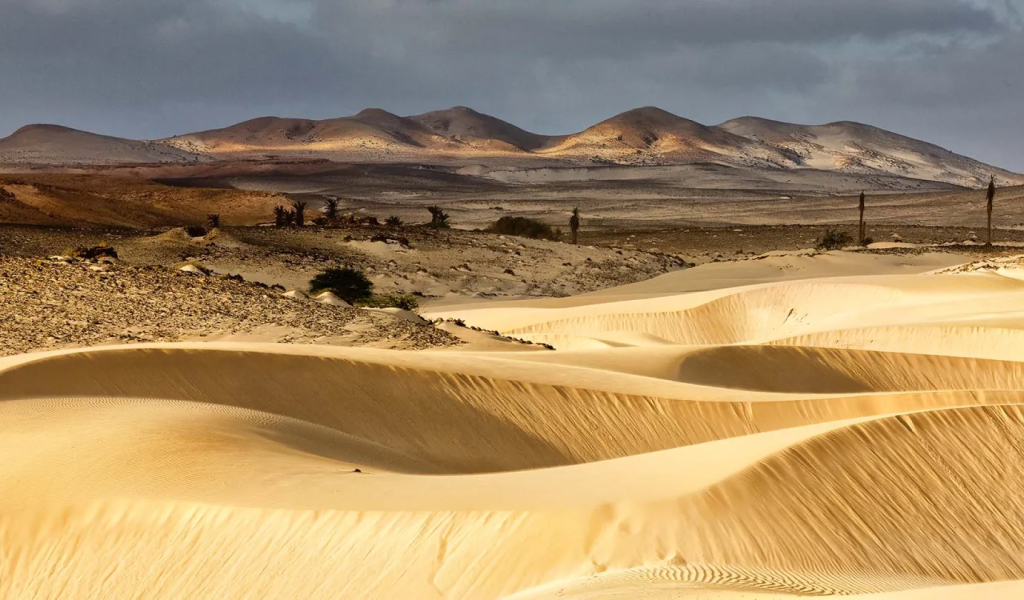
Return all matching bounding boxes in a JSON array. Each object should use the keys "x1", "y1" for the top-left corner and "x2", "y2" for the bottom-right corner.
[{"x1": 4, "y1": 107, "x2": 1024, "y2": 599}]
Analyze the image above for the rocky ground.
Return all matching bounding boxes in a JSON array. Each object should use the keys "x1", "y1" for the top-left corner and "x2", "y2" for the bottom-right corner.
[
  {"x1": 0, "y1": 224, "x2": 690, "y2": 302},
  {"x1": 7, "y1": 221, "x2": 1024, "y2": 357},
  {"x1": 0, "y1": 255, "x2": 459, "y2": 357}
]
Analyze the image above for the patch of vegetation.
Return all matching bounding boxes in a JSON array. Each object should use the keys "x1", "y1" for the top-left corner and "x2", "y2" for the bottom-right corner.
[
  {"x1": 426, "y1": 205, "x2": 450, "y2": 228},
  {"x1": 206, "y1": 214, "x2": 220, "y2": 229},
  {"x1": 816, "y1": 227, "x2": 854, "y2": 251},
  {"x1": 488, "y1": 216, "x2": 556, "y2": 240},
  {"x1": 362, "y1": 292, "x2": 420, "y2": 311},
  {"x1": 385, "y1": 215, "x2": 403, "y2": 227},
  {"x1": 291, "y1": 199, "x2": 308, "y2": 227},
  {"x1": 309, "y1": 266, "x2": 422, "y2": 311},
  {"x1": 308, "y1": 267, "x2": 374, "y2": 304},
  {"x1": 66, "y1": 243, "x2": 118, "y2": 260},
  {"x1": 273, "y1": 205, "x2": 288, "y2": 227},
  {"x1": 323, "y1": 197, "x2": 340, "y2": 222}
]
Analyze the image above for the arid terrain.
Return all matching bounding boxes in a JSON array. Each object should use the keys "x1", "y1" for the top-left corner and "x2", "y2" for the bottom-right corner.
[
  {"x1": 5, "y1": 107, "x2": 1024, "y2": 599},
  {"x1": 9, "y1": 248, "x2": 1024, "y2": 598}
]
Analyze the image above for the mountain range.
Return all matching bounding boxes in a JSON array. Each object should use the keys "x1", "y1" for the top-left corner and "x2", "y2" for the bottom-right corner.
[{"x1": 1, "y1": 106, "x2": 1019, "y2": 188}]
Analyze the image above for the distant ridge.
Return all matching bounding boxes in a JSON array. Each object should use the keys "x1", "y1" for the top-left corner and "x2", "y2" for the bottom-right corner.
[
  {"x1": 408, "y1": 106, "x2": 553, "y2": 152},
  {"x1": 0, "y1": 124, "x2": 202, "y2": 165},
  {"x1": 2, "y1": 107, "x2": 1021, "y2": 187}
]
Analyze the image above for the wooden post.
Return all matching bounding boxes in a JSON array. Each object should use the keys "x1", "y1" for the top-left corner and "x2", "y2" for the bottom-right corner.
[
  {"x1": 987, "y1": 176, "x2": 996, "y2": 247},
  {"x1": 858, "y1": 191, "x2": 866, "y2": 245}
]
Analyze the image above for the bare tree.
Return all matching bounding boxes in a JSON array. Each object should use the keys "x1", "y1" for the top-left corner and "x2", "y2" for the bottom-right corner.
[
  {"x1": 569, "y1": 206, "x2": 581, "y2": 245},
  {"x1": 858, "y1": 192, "x2": 866, "y2": 245},
  {"x1": 323, "y1": 197, "x2": 340, "y2": 222},
  {"x1": 986, "y1": 176, "x2": 996, "y2": 247},
  {"x1": 291, "y1": 199, "x2": 308, "y2": 227}
]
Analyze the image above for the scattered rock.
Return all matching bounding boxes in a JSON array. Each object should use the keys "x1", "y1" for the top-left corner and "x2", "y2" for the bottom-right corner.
[{"x1": 0, "y1": 257, "x2": 459, "y2": 356}]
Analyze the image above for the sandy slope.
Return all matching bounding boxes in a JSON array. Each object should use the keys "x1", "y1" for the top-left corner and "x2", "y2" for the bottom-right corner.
[{"x1": 6, "y1": 251, "x2": 1024, "y2": 598}]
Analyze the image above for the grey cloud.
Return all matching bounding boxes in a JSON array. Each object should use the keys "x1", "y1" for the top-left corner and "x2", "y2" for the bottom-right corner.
[{"x1": 0, "y1": 0, "x2": 1021, "y2": 170}]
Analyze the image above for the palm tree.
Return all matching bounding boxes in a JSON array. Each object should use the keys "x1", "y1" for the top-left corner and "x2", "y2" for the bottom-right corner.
[
  {"x1": 426, "y1": 205, "x2": 450, "y2": 228},
  {"x1": 323, "y1": 197, "x2": 340, "y2": 222},
  {"x1": 858, "y1": 192, "x2": 866, "y2": 245},
  {"x1": 986, "y1": 176, "x2": 996, "y2": 247},
  {"x1": 291, "y1": 199, "x2": 308, "y2": 227},
  {"x1": 569, "y1": 207, "x2": 581, "y2": 245},
  {"x1": 273, "y1": 205, "x2": 287, "y2": 228},
  {"x1": 207, "y1": 213, "x2": 221, "y2": 229}
]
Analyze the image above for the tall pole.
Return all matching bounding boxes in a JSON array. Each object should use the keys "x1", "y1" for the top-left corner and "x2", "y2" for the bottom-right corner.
[
  {"x1": 987, "y1": 176, "x2": 996, "y2": 247},
  {"x1": 858, "y1": 191, "x2": 866, "y2": 245}
]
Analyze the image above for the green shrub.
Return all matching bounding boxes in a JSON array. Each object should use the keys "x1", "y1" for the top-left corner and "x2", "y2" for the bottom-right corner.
[
  {"x1": 385, "y1": 215, "x2": 403, "y2": 227},
  {"x1": 488, "y1": 216, "x2": 555, "y2": 240},
  {"x1": 362, "y1": 292, "x2": 420, "y2": 311},
  {"x1": 816, "y1": 227, "x2": 854, "y2": 251},
  {"x1": 308, "y1": 267, "x2": 374, "y2": 304}
]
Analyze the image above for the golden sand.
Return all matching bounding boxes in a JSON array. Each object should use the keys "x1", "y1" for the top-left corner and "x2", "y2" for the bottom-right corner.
[{"x1": 4, "y1": 251, "x2": 1024, "y2": 598}]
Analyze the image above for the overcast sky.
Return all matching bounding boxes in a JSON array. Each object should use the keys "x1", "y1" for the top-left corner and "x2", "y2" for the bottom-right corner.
[{"x1": 2, "y1": 0, "x2": 1022, "y2": 170}]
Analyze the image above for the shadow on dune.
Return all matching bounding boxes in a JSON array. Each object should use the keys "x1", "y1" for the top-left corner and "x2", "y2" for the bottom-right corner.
[{"x1": 676, "y1": 345, "x2": 1024, "y2": 394}]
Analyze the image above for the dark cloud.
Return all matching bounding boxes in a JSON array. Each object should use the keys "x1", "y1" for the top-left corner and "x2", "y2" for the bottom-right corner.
[{"x1": 0, "y1": 0, "x2": 1021, "y2": 170}]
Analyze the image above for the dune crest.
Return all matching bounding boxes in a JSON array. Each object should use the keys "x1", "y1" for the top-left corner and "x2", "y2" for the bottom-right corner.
[{"x1": 6, "y1": 251, "x2": 1024, "y2": 598}]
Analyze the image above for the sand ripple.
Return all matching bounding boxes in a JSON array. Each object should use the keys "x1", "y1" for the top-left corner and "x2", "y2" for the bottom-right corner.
[{"x1": 5, "y1": 252, "x2": 1024, "y2": 598}]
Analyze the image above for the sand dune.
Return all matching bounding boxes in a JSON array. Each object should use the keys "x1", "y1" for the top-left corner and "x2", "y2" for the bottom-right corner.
[{"x1": 7, "y1": 250, "x2": 1024, "y2": 598}]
